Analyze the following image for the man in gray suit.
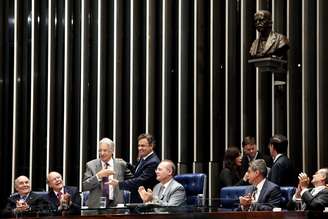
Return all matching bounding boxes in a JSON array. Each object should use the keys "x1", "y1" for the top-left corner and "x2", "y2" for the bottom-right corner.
[
  {"x1": 82, "y1": 138, "x2": 132, "y2": 208},
  {"x1": 138, "y1": 160, "x2": 186, "y2": 206}
]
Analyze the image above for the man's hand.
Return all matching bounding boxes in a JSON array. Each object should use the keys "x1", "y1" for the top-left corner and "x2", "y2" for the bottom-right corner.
[
  {"x1": 239, "y1": 193, "x2": 252, "y2": 209},
  {"x1": 15, "y1": 200, "x2": 29, "y2": 212},
  {"x1": 138, "y1": 186, "x2": 153, "y2": 203},
  {"x1": 108, "y1": 179, "x2": 119, "y2": 187},
  {"x1": 96, "y1": 169, "x2": 115, "y2": 178},
  {"x1": 298, "y1": 172, "x2": 310, "y2": 190},
  {"x1": 243, "y1": 172, "x2": 249, "y2": 182}
]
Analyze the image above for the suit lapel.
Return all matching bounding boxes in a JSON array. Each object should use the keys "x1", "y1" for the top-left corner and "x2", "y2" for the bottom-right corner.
[
  {"x1": 257, "y1": 180, "x2": 268, "y2": 203},
  {"x1": 262, "y1": 32, "x2": 276, "y2": 54}
]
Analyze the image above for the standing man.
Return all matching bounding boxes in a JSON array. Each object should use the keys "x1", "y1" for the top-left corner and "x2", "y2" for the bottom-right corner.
[
  {"x1": 292, "y1": 168, "x2": 328, "y2": 211},
  {"x1": 241, "y1": 136, "x2": 272, "y2": 175},
  {"x1": 47, "y1": 171, "x2": 80, "y2": 215},
  {"x1": 3, "y1": 175, "x2": 49, "y2": 217},
  {"x1": 267, "y1": 134, "x2": 297, "y2": 186},
  {"x1": 239, "y1": 159, "x2": 281, "y2": 211},
  {"x1": 82, "y1": 138, "x2": 133, "y2": 208},
  {"x1": 138, "y1": 160, "x2": 186, "y2": 206},
  {"x1": 110, "y1": 133, "x2": 160, "y2": 203}
]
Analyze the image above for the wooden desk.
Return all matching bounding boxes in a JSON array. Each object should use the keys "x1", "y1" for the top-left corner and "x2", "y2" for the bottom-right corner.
[{"x1": 5, "y1": 211, "x2": 328, "y2": 219}]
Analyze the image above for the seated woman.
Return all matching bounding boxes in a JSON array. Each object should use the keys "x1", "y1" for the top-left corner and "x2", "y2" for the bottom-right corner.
[{"x1": 218, "y1": 147, "x2": 248, "y2": 192}]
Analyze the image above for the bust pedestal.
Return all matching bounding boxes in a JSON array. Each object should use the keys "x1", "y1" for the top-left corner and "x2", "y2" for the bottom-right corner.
[
  {"x1": 248, "y1": 56, "x2": 288, "y2": 148},
  {"x1": 248, "y1": 57, "x2": 287, "y2": 73}
]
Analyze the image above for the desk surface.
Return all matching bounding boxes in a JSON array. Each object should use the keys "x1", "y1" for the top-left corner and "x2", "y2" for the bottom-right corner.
[{"x1": 5, "y1": 211, "x2": 328, "y2": 219}]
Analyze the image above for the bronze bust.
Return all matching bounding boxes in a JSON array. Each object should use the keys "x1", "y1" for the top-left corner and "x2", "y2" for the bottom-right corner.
[{"x1": 249, "y1": 10, "x2": 289, "y2": 58}]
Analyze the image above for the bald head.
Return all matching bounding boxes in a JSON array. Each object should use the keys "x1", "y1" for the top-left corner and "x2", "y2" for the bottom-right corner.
[
  {"x1": 47, "y1": 171, "x2": 64, "y2": 192},
  {"x1": 15, "y1": 175, "x2": 31, "y2": 196}
]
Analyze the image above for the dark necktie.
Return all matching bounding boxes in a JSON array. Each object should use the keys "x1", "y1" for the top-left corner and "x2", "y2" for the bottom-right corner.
[
  {"x1": 252, "y1": 187, "x2": 258, "y2": 201},
  {"x1": 135, "y1": 159, "x2": 144, "y2": 172},
  {"x1": 102, "y1": 163, "x2": 110, "y2": 196},
  {"x1": 159, "y1": 185, "x2": 165, "y2": 200}
]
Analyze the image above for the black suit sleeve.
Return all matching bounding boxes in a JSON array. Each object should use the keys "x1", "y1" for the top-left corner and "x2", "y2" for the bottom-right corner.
[
  {"x1": 302, "y1": 190, "x2": 328, "y2": 211},
  {"x1": 118, "y1": 160, "x2": 158, "y2": 191}
]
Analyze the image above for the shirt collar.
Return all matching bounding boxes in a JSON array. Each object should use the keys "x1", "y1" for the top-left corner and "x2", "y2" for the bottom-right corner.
[
  {"x1": 54, "y1": 188, "x2": 64, "y2": 196},
  {"x1": 142, "y1": 151, "x2": 154, "y2": 160},
  {"x1": 101, "y1": 158, "x2": 114, "y2": 167},
  {"x1": 256, "y1": 178, "x2": 266, "y2": 191},
  {"x1": 273, "y1": 153, "x2": 283, "y2": 163}
]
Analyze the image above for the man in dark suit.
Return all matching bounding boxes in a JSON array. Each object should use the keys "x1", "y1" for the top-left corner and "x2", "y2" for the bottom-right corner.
[
  {"x1": 110, "y1": 133, "x2": 160, "y2": 203},
  {"x1": 292, "y1": 168, "x2": 328, "y2": 211},
  {"x1": 267, "y1": 134, "x2": 297, "y2": 186},
  {"x1": 241, "y1": 136, "x2": 272, "y2": 175},
  {"x1": 138, "y1": 160, "x2": 186, "y2": 206},
  {"x1": 3, "y1": 175, "x2": 49, "y2": 217},
  {"x1": 47, "y1": 171, "x2": 80, "y2": 215},
  {"x1": 82, "y1": 138, "x2": 133, "y2": 208},
  {"x1": 239, "y1": 159, "x2": 281, "y2": 211}
]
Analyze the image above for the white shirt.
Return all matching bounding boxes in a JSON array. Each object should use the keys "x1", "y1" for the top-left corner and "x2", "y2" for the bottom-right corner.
[
  {"x1": 254, "y1": 178, "x2": 266, "y2": 202},
  {"x1": 160, "y1": 178, "x2": 173, "y2": 196},
  {"x1": 300, "y1": 185, "x2": 326, "y2": 197}
]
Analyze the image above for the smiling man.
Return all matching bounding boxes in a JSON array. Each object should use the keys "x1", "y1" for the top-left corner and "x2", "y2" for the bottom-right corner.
[
  {"x1": 83, "y1": 137, "x2": 133, "y2": 207},
  {"x1": 3, "y1": 175, "x2": 49, "y2": 217},
  {"x1": 292, "y1": 168, "x2": 328, "y2": 211},
  {"x1": 110, "y1": 133, "x2": 160, "y2": 203},
  {"x1": 138, "y1": 160, "x2": 186, "y2": 206},
  {"x1": 47, "y1": 171, "x2": 80, "y2": 215}
]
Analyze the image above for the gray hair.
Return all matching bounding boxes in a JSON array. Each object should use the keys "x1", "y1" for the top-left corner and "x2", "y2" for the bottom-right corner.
[
  {"x1": 318, "y1": 168, "x2": 328, "y2": 184},
  {"x1": 249, "y1": 159, "x2": 267, "y2": 177},
  {"x1": 99, "y1": 138, "x2": 115, "y2": 151}
]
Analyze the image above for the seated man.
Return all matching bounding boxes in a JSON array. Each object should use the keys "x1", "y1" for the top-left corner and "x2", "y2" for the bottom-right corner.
[
  {"x1": 47, "y1": 171, "x2": 80, "y2": 215},
  {"x1": 138, "y1": 160, "x2": 186, "y2": 206},
  {"x1": 239, "y1": 159, "x2": 281, "y2": 211},
  {"x1": 3, "y1": 175, "x2": 49, "y2": 217},
  {"x1": 292, "y1": 168, "x2": 328, "y2": 211}
]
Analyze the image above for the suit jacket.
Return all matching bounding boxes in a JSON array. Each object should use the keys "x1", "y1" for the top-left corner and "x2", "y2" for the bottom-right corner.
[
  {"x1": 152, "y1": 179, "x2": 186, "y2": 206},
  {"x1": 249, "y1": 31, "x2": 289, "y2": 57},
  {"x1": 268, "y1": 154, "x2": 297, "y2": 187},
  {"x1": 119, "y1": 152, "x2": 160, "y2": 203},
  {"x1": 241, "y1": 151, "x2": 273, "y2": 175},
  {"x1": 302, "y1": 188, "x2": 328, "y2": 211},
  {"x1": 3, "y1": 191, "x2": 50, "y2": 217},
  {"x1": 47, "y1": 186, "x2": 80, "y2": 215},
  {"x1": 244, "y1": 179, "x2": 281, "y2": 211},
  {"x1": 82, "y1": 158, "x2": 133, "y2": 208}
]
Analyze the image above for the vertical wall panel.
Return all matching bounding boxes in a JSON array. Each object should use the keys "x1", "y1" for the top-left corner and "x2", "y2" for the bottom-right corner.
[
  {"x1": 317, "y1": 0, "x2": 328, "y2": 168},
  {"x1": 1, "y1": 0, "x2": 328, "y2": 207},
  {"x1": 302, "y1": 0, "x2": 317, "y2": 174}
]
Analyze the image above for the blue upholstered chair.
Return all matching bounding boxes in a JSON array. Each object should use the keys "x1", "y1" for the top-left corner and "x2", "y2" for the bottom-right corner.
[
  {"x1": 219, "y1": 185, "x2": 250, "y2": 210},
  {"x1": 219, "y1": 185, "x2": 296, "y2": 210},
  {"x1": 174, "y1": 173, "x2": 207, "y2": 206},
  {"x1": 280, "y1": 186, "x2": 296, "y2": 209}
]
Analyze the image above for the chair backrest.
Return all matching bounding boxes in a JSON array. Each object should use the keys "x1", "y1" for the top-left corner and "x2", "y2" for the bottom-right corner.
[
  {"x1": 219, "y1": 185, "x2": 251, "y2": 210},
  {"x1": 174, "y1": 173, "x2": 207, "y2": 205},
  {"x1": 280, "y1": 186, "x2": 296, "y2": 209}
]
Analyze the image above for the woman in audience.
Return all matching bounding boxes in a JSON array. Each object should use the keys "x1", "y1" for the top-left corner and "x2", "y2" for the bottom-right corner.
[{"x1": 218, "y1": 147, "x2": 248, "y2": 192}]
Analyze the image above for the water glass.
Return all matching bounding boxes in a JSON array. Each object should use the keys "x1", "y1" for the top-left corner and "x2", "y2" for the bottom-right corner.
[{"x1": 99, "y1": 197, "x2": 107, "y2": 208}]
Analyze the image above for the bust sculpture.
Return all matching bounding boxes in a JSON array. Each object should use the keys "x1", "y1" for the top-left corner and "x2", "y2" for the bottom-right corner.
[{"x1": 249, "y1": 10, "x2": 289, "y2": 58}]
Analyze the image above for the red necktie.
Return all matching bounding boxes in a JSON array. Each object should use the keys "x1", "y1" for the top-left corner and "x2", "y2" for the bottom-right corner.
[
  {"x1": 102, "y1": 163, "x2": 110, "y2": 196},
  {"x1": 57, "y1": 191, "x2": 62, "y2": 206}
]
